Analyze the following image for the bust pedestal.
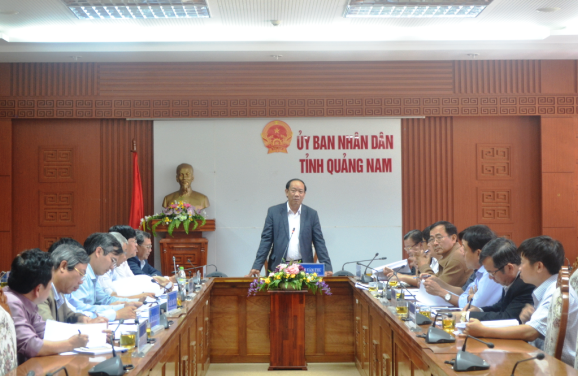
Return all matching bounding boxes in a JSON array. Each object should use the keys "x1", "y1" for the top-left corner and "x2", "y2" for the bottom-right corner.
[{"x1": 148, "y1": 219, "x2": 215, "y2": 277}]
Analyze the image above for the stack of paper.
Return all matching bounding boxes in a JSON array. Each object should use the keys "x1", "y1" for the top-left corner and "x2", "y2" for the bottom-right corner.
[
  {"x1": 413, "y1": 284, "x2": 453, "y2": 307},
  {"x1": 44, "y1": 320, "x2": 108, "y2": 348}
]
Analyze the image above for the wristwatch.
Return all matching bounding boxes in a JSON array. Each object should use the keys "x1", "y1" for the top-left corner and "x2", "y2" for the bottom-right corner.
[{"x1": 444, "y1": 292, "x2": 451, "y2": 302}]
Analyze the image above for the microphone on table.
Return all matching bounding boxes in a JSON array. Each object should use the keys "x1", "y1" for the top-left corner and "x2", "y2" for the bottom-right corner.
[
  {"x1": 356, "y1": 263, "x2": 386, "y2": 288},
  {"x1": 389, "y1": 268, "x2": 431, "y2": 325},
  {"x1": 334, "y1": 257, "x2": 388, "y2": 277},
  {"x1": 205, "y1": 264, "x2": 228, "y2": 278},
  {"x1": 46, "y1": 367, "x2": 68, "y2": 376},
  {"x1": 88, "y1": 320, "x2": 125, "y2": 376},
  {"x1": 361, "y1": 253, "x2": 380, "y2": 283},
  {"x1": 510, "y1": 353, "x2": 545, "y2": 375},
  {"x1": 450, "y1": 335, "x2": 493, "y2": 371},
  {"x1": 281, "y1": 228, "x2": 296, "y2": 263},
  {"x1": 416, "y1": 311, "x2": 455, "y2": 344}
]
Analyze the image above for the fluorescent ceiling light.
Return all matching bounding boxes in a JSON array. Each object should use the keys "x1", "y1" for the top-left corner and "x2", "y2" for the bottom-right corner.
[
  {"x1": 345, "y1": 0, "x2": 492, "y2": 18},
  {"x1": 61, "y1": 0, "x2": 210, "y2": 19}
]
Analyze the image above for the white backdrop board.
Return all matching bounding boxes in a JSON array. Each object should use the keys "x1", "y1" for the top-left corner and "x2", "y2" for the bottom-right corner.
[{"x1": 153, "y1": 118, "x2": 402, "y2": 277}]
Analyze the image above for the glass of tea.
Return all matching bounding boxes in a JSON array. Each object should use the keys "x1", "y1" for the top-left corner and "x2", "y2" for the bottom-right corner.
[
  {"x1": 120, "y1": 330, "x2": 137, "y2": 349},
  {"x1": 395, "y1": 300, "x2": 409, "y2": 320},
  {"x1": 442, "y1": 315, "x2": 456, "y2": 333}
]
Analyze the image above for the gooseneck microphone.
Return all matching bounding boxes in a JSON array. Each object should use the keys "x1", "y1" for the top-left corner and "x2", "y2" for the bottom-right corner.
[
  {"x1": 451, "y1": 334, "x2": 494, "y2": 371},
  {"x1": 416, "y1": 311, "x2": 455, "y2": 344},
  {"x1": 281, "y1": 228, "x2": 296, "y2": 262},
  {"x1": 46, "y1": 367, "x2": 68, "y2": 376},
  {"x1": 361, "y1": 253, "x2": 379, "y2": 283},
  {"x1": 88, "y1": 320, "x2": 125, "y2": 376},
  {"x1": 334, "y1": 256, "x2": 387, "y2": 277},
  {"x1": 510, "y1": 353, "x2": 545, "y2": 375},
  {"x1": 151, "y1": 278, "x2": 173, "y2": 293}
]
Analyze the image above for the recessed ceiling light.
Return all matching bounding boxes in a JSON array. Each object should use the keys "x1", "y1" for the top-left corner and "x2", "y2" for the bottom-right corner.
[
  {"x1": 0, "y1": 11, "x2": 19, "y2": 15},
  {"x1": 344, "y1": 0, "x2": 493, "y2": 18},
  {"x1": 271, "y1": 55, "x2": 283, "y2": 60},
  {"x1": 70, "y1": 56, "x2": 82, "y2": 61},
  {"x1": 536, "y1": 7, "x2": 560, "y2": 13},
  {"x1": 467, "y1": 53, "x2": 479, "y2": 58},
  {"x1": 61, "y1": 0, "x2": 210, "y2": 19}
]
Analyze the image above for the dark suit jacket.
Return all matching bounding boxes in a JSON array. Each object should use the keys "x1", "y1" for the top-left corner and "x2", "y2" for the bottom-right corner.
[
  {"x1": 469, "y1": 274, "x2": 535, "y2": 322},
  {"x1": 251, "y1": 202, "x2": 332, "y2": 272},
  {"x1": 127, "y1": 256, "x2": 162, "y2": 277}
]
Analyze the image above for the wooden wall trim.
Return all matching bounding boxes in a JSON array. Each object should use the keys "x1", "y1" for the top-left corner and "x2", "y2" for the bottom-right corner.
[
  {"x1": 401, "y1": 117, "x2": 453, "y2": 241},
  {"x1": 0, "y1": 95, "x2": 577, "y2": 119},
  {"x1": 100, "y1": 119, "x2": 154, "y2": 233}
]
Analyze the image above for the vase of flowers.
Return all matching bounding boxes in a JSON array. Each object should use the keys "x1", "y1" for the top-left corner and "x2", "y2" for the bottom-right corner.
[
  {"x1": 247, "y1": 262, "x2": 332, "y2": 296},
  {"x1": 141, "y1": 201, "x2": 206, "y2": 237}
]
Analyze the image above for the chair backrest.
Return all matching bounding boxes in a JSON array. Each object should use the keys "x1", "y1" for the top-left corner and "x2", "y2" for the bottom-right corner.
[
  {"x1": 0, "y1": 286, "x2": 12, "y2": 317},
  {"x1": 544, "y1": 272, "x2": 570, "y2": 361},
  {"x1": 570, "y1": 267, "x2": 578, "y2": 293}
]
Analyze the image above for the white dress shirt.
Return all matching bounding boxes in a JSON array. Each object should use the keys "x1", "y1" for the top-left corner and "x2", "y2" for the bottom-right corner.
[
  {"x1": 458, "y1": 265, "x2": 502, "y2": 308},
  {"x1": 115, "y1": 261, "x2": 134, "y2": 279},
  {"x1": 286, "y1": 203, "x2": 302, "y2": 261},
  {"x1": 526, "y1": 273, "x2": 578, "y2": 366}
]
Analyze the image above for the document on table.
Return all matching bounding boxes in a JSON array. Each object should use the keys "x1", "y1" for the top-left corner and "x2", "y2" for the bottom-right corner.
[
  {"x1": 374, "y1": 260, "x2": 411, "y2": 274},
  {"x1": 414, "y1": 284, "x2": 452, "y2": 307},
  {"x1": 44, "y1": 320, "x2": 108, "y2": 348}
]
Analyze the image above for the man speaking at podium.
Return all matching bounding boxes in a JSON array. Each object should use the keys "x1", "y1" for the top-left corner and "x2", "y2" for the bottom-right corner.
[{"x1": 247, "y1": 179, "x2": 333, "y2": 277}]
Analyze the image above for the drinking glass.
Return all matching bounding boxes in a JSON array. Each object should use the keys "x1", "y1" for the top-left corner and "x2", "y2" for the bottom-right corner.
[
  {"x1": 442, "y1": 315, "x2": 456, "y2": 333},
  {"x1": 418, "y1": 306, "x2": 431, "y2": 319},
  {"x1": 395, "y1": 300, "x2": 409, "y2": 319},
  {"x1": 120, "y1": 330, "x2": 137, "y2": 348}
]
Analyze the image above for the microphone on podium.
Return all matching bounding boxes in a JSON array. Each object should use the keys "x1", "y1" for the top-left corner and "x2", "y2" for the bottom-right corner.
[
  {"x1": 334, "y1": 256, "x2": 388, "y2": 277},
  {"x1": 510, "y1": 353, "x2": 545, "y2": 375},
  {"x1": 281, "y1": 228, "x2": 296, "y2": 263}
]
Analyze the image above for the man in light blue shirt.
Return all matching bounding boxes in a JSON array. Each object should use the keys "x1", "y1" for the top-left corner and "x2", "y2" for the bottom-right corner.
[
  {"x1": 465, "y1": 236, "x2": 578, "y2": 366},
  {"x1": 68, "y1": 233, "x2": 141, "y2": 321},
  {"x1": 424, "y1": 225, "x2": 500, "y2": 308}
]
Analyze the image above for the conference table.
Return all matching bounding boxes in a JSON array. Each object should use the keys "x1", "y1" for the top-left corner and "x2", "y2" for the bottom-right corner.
[{"x1": 9, "y1": 277, "x2": 578, "y2": 376}]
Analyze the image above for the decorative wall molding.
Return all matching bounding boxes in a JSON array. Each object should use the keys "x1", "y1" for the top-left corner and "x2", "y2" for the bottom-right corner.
[{"x1": 1, "y1": 95, "x2": 577, "y2": 119}]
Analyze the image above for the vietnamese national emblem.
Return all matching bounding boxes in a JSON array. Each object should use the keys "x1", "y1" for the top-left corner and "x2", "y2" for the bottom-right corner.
[{"x1": 261, "y1": 120, "x2": 293, "y2": 154}]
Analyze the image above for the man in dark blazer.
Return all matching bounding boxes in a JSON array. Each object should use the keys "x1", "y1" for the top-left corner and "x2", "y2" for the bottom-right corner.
[
  {"x1": 459, "y1": 237, "x2": 535, "y2": 322},
  {"x1": 247, "y1": 179, "x2": 333, "y2": 277}
]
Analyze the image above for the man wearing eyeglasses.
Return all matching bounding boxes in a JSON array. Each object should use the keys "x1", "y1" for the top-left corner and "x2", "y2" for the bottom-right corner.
[
  {"x1": 456, "y1": 237, "x2": 535, "y2": 322},
  {"x1": 417, "y1": 221, "x2": 472, "y2": 290},
  {"x1": 38, "y1": 243, "x2": 107, "y2": 324},
  {"x1": 68, "y1": 233, "x2": 142, "y2": 321}
]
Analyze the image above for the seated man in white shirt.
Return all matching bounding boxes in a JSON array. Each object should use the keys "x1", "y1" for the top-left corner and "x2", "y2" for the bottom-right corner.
[
  {"x1": 423, "y1": 225, "x2": 502, "y2": 308},
  {"x1": 465, "y1": 236, "x2": 578, "y2": 366},
  {"x1": 98, "y1": 229, "x2": 154, "y2": 300}
]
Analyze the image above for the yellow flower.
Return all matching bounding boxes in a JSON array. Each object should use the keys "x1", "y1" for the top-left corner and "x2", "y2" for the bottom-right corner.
[
  {"x1": 276, "y1": 275, "x2": 281, "y2": 280},
  {"x1": 300, "y1": 271, "x2": 305, "y2": 276},
  {"x1": 312, "y1": 273, "x2": 317, "y2": 277},
  {"x1": 307, "y1": 277, "x2": 311, "y2": 282},
  {"x1": 290, "y1": 274, "x2": 295, "y2": 278},
  {"x1": 265, "y1": 278, "x2": 271, "y2": 284},
  {"x1": 318, "y1": 278, "x2": 323, "y2": 282},
  {"x1": 260, "y1": 278, "x2": 264, "y2": 281}
]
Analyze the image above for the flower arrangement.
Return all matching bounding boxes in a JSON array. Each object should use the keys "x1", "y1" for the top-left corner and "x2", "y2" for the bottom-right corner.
[
  {"x1": 247, "y1": 262, "x2": 332, "y2": 296},
  {"x1": 141, "y1": 201, "x2": 206, "y2": 237}
]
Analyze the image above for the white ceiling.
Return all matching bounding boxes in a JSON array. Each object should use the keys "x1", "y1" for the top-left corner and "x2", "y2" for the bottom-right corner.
[{"x1": 0, "y1": 0, "x2": 578, "y2": 62}]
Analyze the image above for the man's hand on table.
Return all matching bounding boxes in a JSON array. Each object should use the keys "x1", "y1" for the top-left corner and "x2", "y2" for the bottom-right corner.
[
  {"x1": 246, "y1": 269, "x2": 261, "y2": 278},
  {"x1": 423, "y1": 278, "x2": 447, "y2": 297}
]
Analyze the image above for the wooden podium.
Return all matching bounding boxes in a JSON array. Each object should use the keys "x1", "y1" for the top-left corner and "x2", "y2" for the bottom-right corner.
[
  {"x1": 149, "y1": 219, "x2": 215, "y2": 276},
  {"x1": 268, "y1": 289, "x2": 308, "y2": 370}
]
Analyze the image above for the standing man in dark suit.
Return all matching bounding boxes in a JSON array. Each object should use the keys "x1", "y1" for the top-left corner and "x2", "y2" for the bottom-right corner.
[
  {"x1": 456, "y1": 237, "x2": 535, "y2": 322},
  {"x1": 247, "y1": 179, "x2": 333, "y2": 277}
]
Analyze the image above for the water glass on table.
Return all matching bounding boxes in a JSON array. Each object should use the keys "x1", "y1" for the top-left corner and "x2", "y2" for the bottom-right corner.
[{"x1": 396, "y1": 300, "x2": 409, "y2": 319}]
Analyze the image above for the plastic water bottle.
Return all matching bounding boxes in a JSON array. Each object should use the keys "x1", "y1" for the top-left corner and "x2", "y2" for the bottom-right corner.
[{"x1": 177, "y1": 266, "x2": 187, "y2": 288}]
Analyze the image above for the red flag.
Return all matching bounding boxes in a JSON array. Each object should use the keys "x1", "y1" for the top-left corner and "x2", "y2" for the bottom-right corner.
[{"x1": 129, "y1": 151, "x2": 144, "y2": 229}]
